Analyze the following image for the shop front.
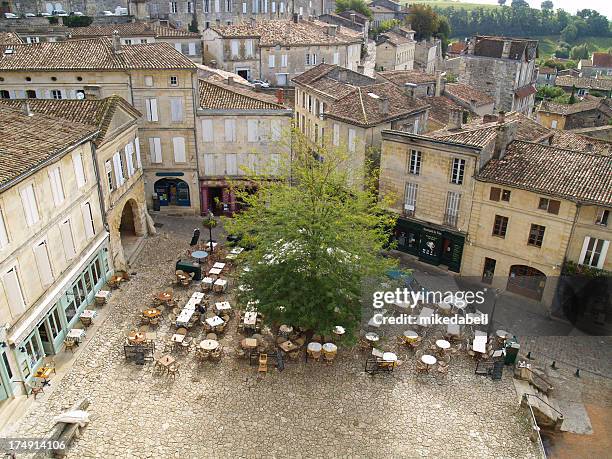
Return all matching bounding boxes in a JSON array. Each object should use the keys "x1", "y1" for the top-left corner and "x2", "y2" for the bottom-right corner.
[
  {"x1": 393, "y1": 217, "x2": 465, "y2": 273},
  {"x1": 5, "y1": 234, "x2": 111, "y2": 394},
  {"x1": 200, "y1": 180, "x2": 259, "y2": 216},
  {"x1": 0, "y1": 350, "x2": 13, "y2": 402}
]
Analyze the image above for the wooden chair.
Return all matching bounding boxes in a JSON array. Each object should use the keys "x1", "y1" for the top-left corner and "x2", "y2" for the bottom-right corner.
[
  {"x1": 168, "y1": 363, "x2": 180, "y2": 379},
  {"x1": 206, "y1": 333, "x2": 217, "y2": 340},
  {"x1": 181, "y1": 336, "x2": 193, "y2": 353},
  {"x1": 415, "y1": 359, "x2": 429, "y2": 374},
  {"x1": 64, "y1": 339, "x2": 77, "y2": 353},
  {"x1": 258, "y1": 353, "x2": 268, "y2": 373},
  {"x1": 149, "y1": 317, "x2": 160, "y2": 327},
  {"x1": 437, "y1": 363, "x2": 449, "y2": 377},
  {"x1": 323, "y1": 351, "x2": 336, "y2": 365},
  {"x1": 27, "y1": 383, "x2": 44, "y2": 400}
]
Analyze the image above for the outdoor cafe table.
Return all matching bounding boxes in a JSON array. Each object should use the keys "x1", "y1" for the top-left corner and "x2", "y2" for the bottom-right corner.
[
  {"x1": 307, "y1": 342, "x2": 322, "y2": 352},
  {"x1": 215, "y1": 301, "x2": 231, "y2": 312},
  {"x1": 176, "y1": 308, "x2": 195, "y2": 327},
  {"x1": 322, "y1": 343, "x2": 337, "y2": 353},
  {"x1": 365, "y1": 332, "x2": 379, "y2": 343},
  {"x1": 156, "y1": 292, "x2": 173, "y2": 303},
  {"x1": 403, "y1": 330, "x2": 418, "y2": 341},
  {"x1": 421, "y1": 354, "x2": 437, "y2": 366},
  {"x1": 34, "y1": 366, "x2": 54, "y2": 386},
  {"x1": 202, "y1": 277, "x2": 214, "y2": 289},
  {"x1": 95, "y1": 289, "x2": 111, "y2": 303},
  {"x1": 244, "y1": 311, "x2": 258, "y2": 326},
  {"x1": 171, "y1": 334, "x2": 185, "y2": 344},
  {"x1": 143, "y1": 308, "x2": 161, "y2": 319},
  {"x1": 382, "y1": 352, "x2": 397, "y2": 362},
  {"x1": 191, "y1": 250, "x2": 208, "y2": 262},
  {"x1": 206, "y1": 316, "x2": 224, "y2": 327},
  {"x1": 157, "y1": 355, "x2": 175, "y2": 373},
  {"x1": 67, "y1": 328, "x2": 86, "y2": 342},
  {"x1": 213, "y1": 262, "x2": 226, "y2": 270},
  {"x1": 80, "y1": 309, "x2": 97, "y2": 319},
  {"x1": 473, "y1": 336, "x2": 488, "y2": 354},
  {"x1": 128, "y1": 331, "x2": 145, "y2": 344},
  {"x1": 241, "y1": 338, "x2": 258, "y2": 349},
  {"x1": 209, "y1": 268, "x2": 222, "y2": 276},
  {"x1": 213, "y1": 279, "x2": 228, "y2": 292},
  {"x1": 436, "y1": 339, "x2": 451, "y2": 350},
  {"x1": 332, "y1": 326, "x2": 346, "y2": 336},
  {"x1": 199, "y1": 339, "x2": 219, "y2": 351},
  {"x1": 496, "y1": 329, "x2": 510, "y2": 339},
  {"x1": 279, "y1": 340, "x2": 298, "y2": 352}
]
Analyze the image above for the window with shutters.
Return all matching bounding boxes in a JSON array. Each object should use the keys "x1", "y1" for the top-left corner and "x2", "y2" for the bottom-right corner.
[
  {"x1": 204, "y1": 154, "x2": 215, "y2": 175},
  {"x1": 248, "y1": 154, "x2": 257, "y2": 173},
  {"x1": 247, "y1": 119, "x2": 258, "y2": 142},
  {"x1": 26, "y1": 90, "x2": 37, "y2": 99},
  {"x1": 527, "y1": 224, "x2": 545, "y2": 247},
  {"x1": 333, "y1": 51, "x2": 339, "y2": 65},
  {"x1": 490, "y1": 187, "x2": 501, "y2": 201},
  {"x1": 245, "y1": 40, "x2": 253, "y2": 57},
  {"x1": 492, "y1": 215, "x2": 508, "y2": 238},
  {"x1": 271, "y1": 119, "x2": 282, "y2": 141},
  {"x1": 204, "y1": 0, "x2": 210, "y2": 12},
  {"x1": 224, "y1": 119, "x2": 236, "y2": 142},
  {"x1": 348, "y1": 128, "x2": 356, "y2": 152},
  {"x1": 538, "y1": 197, "x2": 560, "y2": 215},
  {"x1": 187, "y1": 1, "x2": 193, "y2": 12},
  {"x1": 225, "y1": 154, "x2": 238, "y2": 175},
  {"x1": 135, "y1": 137, "x2": 142, "y2": 169},
  {"x1": 2, "y1": 266, "x2": 26, "y2": 314},
  {"x1": 48, "y1": 166, "x2": 65, "y2": 206},
  {"x1": 305, "y1": 53, "x2": 311, "y2": 65},
  {"x1": 170, "y1": 97, "x2": 184, "y2": 122},
  {"x1": 149, "y1": 138, "x2": 162, "y2": 163},
  {"x1": 333, "y1": 123, "x2": 340, "y2": 146},
  {"x1": 450, "y1": 158, "x2": 465, "y2": 185},
  {"x1": 0, "y1": 207, "x2": 9, "y2": 249},
  {"x1": 595, "y1": 208, "x2": 609, "y2": 226},
  {"x1": 242, "y1": 2, "x2": 247, "y2": 13},
  {"x1": 33, "y1": 239, "x2": 54, "y2": 287},
  {"x1": 226, "y1": 0, "x2": 232, "y2": 11},
  {"x1": 73, "y1": 151, "x2": 86, "y2": 187},
  {"x1": 188, "y1": 42, "x2": 196, "y2": 55},
  {"x1": 231, "y1": 40, "x2": 239, "y2": 57},
  {"x1": 170, "y1": 1, "x2": 178, "y2": 13},
  {"x1": 280, "y1": 1, "x2": 284, "y2": 12},
  {"x1": 404, "y1": 182, "x2": 417, "y2": 216},
  {"x1": 125, "y1": 143, "x2": 135, "y2": 177},
  {"x1": 173, "y1": 137, "x2": 186, "y2": 163},
  {"x1": 272, "y1": 1, "x2": 276, "y2": 12},
  {"x1": 501, "y1": 189, "x2": 511, "y2": 201},
  {"x1": 408, "y1": 150, "x2": 421, "y2": 175},
  {"x1": 269, "y1": 54, "x2": 275, "y2": 68},
  {"x1": 281, "y1": 54, "x2": 287, "y2": 67},
  {"x1": 145, "y1": 98, "x2": 158, "y2": 122},
  {"x1": 113, "y1": 152, "x2": 124, "y2": 187},
  {"x1": 20, "y1": 184, "x2": 39, "y2": 227},
  {"x1": 105, "y1": 160, "x2": 114, "y2": 191},
  {"x1": 580, "y1": 237, "x2": 609, "y2": 268},
  {"x1": 444, "y1": 191, "x2": 461, "y2": 227},
  {"x1": 82, "y1": 202, "x2": 95, "y2": 239}
]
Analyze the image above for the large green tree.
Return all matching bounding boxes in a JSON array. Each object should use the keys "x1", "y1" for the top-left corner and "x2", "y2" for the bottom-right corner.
[
  {"x1": 336, "y1": 0, "x2": 372, "y2": 19},
  {"x1": 223, "y1": 131, "x2": 397, "y2": 339}
]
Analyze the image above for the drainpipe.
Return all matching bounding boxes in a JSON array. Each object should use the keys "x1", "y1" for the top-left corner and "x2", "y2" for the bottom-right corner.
[
  {"x1": 91, "y1": 142, "x2": 109, "y2": 232},
  {"x1": 191, "y1": 71, "x2": 203, "y2": 215}
]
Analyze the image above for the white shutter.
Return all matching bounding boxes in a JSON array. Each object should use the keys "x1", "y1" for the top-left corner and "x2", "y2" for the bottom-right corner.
[
  {"x1": 281, "y1": 54, "x2": 287, "y2": 67},
  {"x1": 20, "y1": 185, "x2": 39, "y2": 227},
  {"x1": 2, "y1": 267, "x2": 25, "y2": 314},
  {"x1": 271, "y1": 119, "x2": 282, "y2": 140},
  {"x1": 248, "y1": 154, "x2": 257, "y2": 173},
  {"x1": 173, "y1": 137, "x2": 186, "y2": 163},
  {"x1": 202, "y1": 119, "x2": 213, "y2": 142},
  {"x1": 224, "y1": 119, "x2": 236, "y2": 142},
  {"x1": 188, "y1": 42, "x2": 196, "y2": 55},
  {"x1": 204, "y1": 154, "x2": 215, "y2": 175},
  {"x1": 60, "y1": 219, "x2": 76, "y2": 260},
  {"x1": 82, "y1": 202, "x2": 95, "y2": 239},
  {"x1": 348, "y1": 128, "x2": 356, "y2": 152},
  {"x1": 48, "y1": 166, "x2": 65, "y2": 206},
  {"x1": 170, "y1": 97, "x2": 184, "y2": 122},
  {"x1": 226, "y1": 154, "x2": 237, "y2": 175},
  {"x1": 333, "y1": 123, "x2": 340, "y2": 146},
  {"x1": 333, "y1": 52, "x2": 339, "y2": 65},
  {"x1": 146, "y1": 98, "x2": 158, "y2": 122},
  {"x1": 231, "y1": 40, "x2": 239, "y2": 57},
  {"x1": 135, "y1": 137, "x2": 142, "y2": 169},
  {"x1": 579, "y1": 237, "x2": 590, "y2": 265},
  {"x1": 175, "y1": 43, "x2": 182, "y2": 52},
  {"x1": 113, "y1": 152, "x2": 124, "y2": 186},
  {"x1": 33, "y1": 240, "x2": 54, "y2": 287},
  {"x1": 269, "y1": 54, "x2": 275, "y2": 68},
  {"x1": 72, "y1": 151, "x2": 86, "y2": 187},
  {"x1": 215, "y1": 0, "x2": 220, "y2": 11},
  {"x1": 242, "y1": 2, "x2": 247, "y2": 13},
  {"x1": 149, "y1": 138, "x2": 162, "y2": 163},
  {"x1": 247, "y1": 119, "x2": 258, "y2": 142},
  {"x1": 0, "y1": 209, "x2": 8, "y2": 248},
  {"x1": 597, "y1": 240, "x2": 609, "y2": 269},
  {"x1": 125, "y1": 143, "x2": 134, "y2": 177},
  {"x1": 280, "y1": 1, "x2": 284, "y2": 13},
  {"x1": 272, "y1": 1, "x2": 276, "y2": 13}
]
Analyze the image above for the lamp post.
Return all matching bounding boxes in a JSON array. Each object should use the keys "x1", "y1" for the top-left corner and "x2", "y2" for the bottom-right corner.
[
  {"x1": 205, "y1": 211, "x2": 215, "y2": 253},
  {"x1": 486, "y1": 288, "x2": 500, "y2": 341}
]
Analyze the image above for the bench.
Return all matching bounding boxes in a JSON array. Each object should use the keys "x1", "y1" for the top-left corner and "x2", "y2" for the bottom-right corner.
[{"x1": 49, "y1": 398, "x2": 90, "y2": 457}]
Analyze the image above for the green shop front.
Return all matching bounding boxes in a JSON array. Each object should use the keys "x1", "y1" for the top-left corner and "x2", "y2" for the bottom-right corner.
[
  {"x1": 393, "y1": 217, "x2": 465, "y2": 273},
  {"x1": 2, "y1": 233, "x2": 111, "y2": 400}
]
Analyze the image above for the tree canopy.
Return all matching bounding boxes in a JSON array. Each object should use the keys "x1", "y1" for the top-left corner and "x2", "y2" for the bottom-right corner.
[
  {"x1": 223, "y1": 131, "x2": 397, "y2": 339},
  {"x1": 336, "y1": 0, "x2": 372, "y2": 19},
  {"x1": 409, "y1": 4, "x2": 451, "y2": 41}
]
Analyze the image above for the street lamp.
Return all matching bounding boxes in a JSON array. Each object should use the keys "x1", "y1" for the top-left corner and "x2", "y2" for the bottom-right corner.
[
  {"x1": 486, "y1": 288, "x2": 500, "y2": 341},
  {"x1": 205, "y1": 211, "x2": 215, "y2": 253}
]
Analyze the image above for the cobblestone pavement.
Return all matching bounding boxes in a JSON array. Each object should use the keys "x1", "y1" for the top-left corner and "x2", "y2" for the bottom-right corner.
[{"x1": 8, "y1": 227, "x2": 538, "y2": 458}]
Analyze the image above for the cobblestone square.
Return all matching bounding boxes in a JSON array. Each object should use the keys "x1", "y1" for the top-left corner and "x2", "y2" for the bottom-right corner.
[{"x1": 6, "y1": 229, "x2": 538, "y2": 458}]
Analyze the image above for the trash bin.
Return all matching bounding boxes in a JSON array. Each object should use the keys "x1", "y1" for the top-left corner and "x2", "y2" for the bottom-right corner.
[
  {"x1": 152, "y1": 193, "x2": 160, "y2": 211},
  {"x1": 505, "y1": 342, "x2": 520, "y2": 365}
]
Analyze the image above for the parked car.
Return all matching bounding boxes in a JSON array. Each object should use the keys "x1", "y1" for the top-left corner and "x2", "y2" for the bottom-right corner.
[
  {"x1": 70, "y1": 11, "x2": 84, "y2": 16},
  {"x1": 24, "y1": 12, "x2": 36, "y2": 17},
  {"x1": 115, "y1": 7, "x2": 128, "y2": 15},
  {"x1": 52, "y1": 10, "x2": 68, "y2": 16},
  {"x1": 251, "y1": 79, "x2": 270, "y2": 88},
  {"x1": 102, "y1": 10, "x2": 114, "y2": 16},
  {"x1": 3, "y1": 12, "x2": 18, "y2": 19},
  {"x1": 39, "y1": 12, "x2": 51, "y2": 17}
]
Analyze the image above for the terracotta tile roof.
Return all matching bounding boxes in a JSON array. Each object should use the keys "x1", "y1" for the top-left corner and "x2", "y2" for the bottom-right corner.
[
  {"x1": 378, "y1": 69, "x2": 437, "y2": 85},
  {"x1": 444, "y1": 83, "x2": 494, "y2": 107},
  {"x1": 0, "y1": 106, "x2": 98, "y2": 188},
  {"x1": 376, "y1": 31, "x2": 413, "y2": 46},
  {"x1": 515, "y1": 84, "x2": 537, "y2": 99},
  {"x1": 555, "y1": 76, "x2": 612, "y2": 92},
  {"x1": 538, "y1": 66, "x2": 557, "y2": 75},
  {"x1": 422, "y1": 96, "x2": 464, "y2": 126},
  {"x1": 198, "y1": 78, "x2": 286, "y2": 110},
  {"x1": 477, "y1": 140, "x2": 612, "y2": 206},
  {"x1": 0, "y1": 96, "x2": 140, "y2": 145},
  {"x1": 293, "y1": 64, "x2": 374, "y2": 100},
  {"x1": 0, "y1": 38, "x2": 197, "y2": 71},
  {"x1": 549, "y1": 131, "x2": 611, "y2": 156},
  {"x1": 211, "y1": 19, "x2": 362, "y2": 47},
  {"x1": 471, "y1": 36, "x2": 538, "y2": 61},
  {"x1": 579, "y1": 58, "x2": 592, "y2": 68},
  {"x1": 69, "y1": 22, "x2": 200, "y2": 39},
  {"x1": 592, "y1": 52, "x2": 612, "y2": 68},
  {"x1": 0, "y1": 32, "x2": 22, "y2": 45},
  {"x1": 447, "y1": 41, "x2": 466, "y2": 55},
  {"x1": 538, "y1": 97, "x2": 612, "y2": 116}
]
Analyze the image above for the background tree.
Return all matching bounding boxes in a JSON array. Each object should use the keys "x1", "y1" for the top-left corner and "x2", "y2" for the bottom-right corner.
[
  {"x1": 224, "y1": 131, "x2": 397, "y2": 339},
  {"x1": 188, "y1": 14, "x2": 199, "y2": 33},
  {"x1": 560, "y1": 23, "x2": 578, "y2": 42},
  {"x1": 409, "y1": 4, "x2": 440, "y2": 40},
  {"x1": 511, "y1": 0, "x2": 529, "y2": 8},
  {"x1": 497, "y1": 0, "x2": 507, "y2": 6},
  {"x1": 336, "y1": 0, "x2": 372, "y2": 19},
  {"x1": 541, "y1": 1, "x2": 553, "y2": 11},
  {"x1": 570, "y1": 43, "x2": 590, "y2": 60}
]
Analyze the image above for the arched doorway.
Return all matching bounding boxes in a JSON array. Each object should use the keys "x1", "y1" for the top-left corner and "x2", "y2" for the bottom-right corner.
[
  {"x1": 507, "y1": 265, "x2": 546, "y2": 301},
  {"x1": 154, "y1": 178, "x2": 190, "y2": 207},
  {"x1": 116, "y1": 199, "x2": 146, "y2": 269}
]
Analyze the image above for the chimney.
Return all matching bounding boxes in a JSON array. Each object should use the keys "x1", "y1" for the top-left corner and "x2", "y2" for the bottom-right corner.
[
  {"x1": 435, "y1": 71, "x2": 445, "y2": 97},
  {"x1": 350, "y1": 13, "x2": 356, "y2": 23},
  {"x1": 83, "y1": 85, "x2": 101, "y2": 100},
  {"x1": 483, "y1": 114, "x2": 497, "y2": 123},
  {"x1": 497, "y1": 110, "x2": 505, "y2": 124},
  {"x1": 21, "y1": 101, "x2": 33, "y2": 117},
  {"x1": 585, "y1": 143, "x2": 593, "y2": 152},
  {"x1": 112, "y1": 30, "x2": 123, "y2": 53},
  {"x1": 327, "y1": 24, "x2": 337, "y2": 36},
  {"x1": 501, "y1": 40, "x2": 511, "y2": 59},
  {"x1": 467, "y1": 38, "x2": 475, "y2": 55},
  {"x1": 227, "y1": 76, "x2": 234, "y2": 86},
  {"x1": 404, "y1": 82, "x2": 416, "y2": 99},
  {"x1": 493, "y1": 121, "x2": 517, "y2": 159},
  {"x1": 338, "y1": 69, "x2": 348, "y2": 82},
  {"x1": 357, "y1": 64, "x2": 364, "y2": 74},
  {"x1": 448, "y1": 108, "x2": 462, "y2": 130},
  {"x1": 293, "y1": 13, "x2": 299, "y2": 23},
  {"x1": 276, "y1": 88, "x2": 284, "y2": 105},
  {"x1": 379, "y1": 96, "x2": 389, "y2": 115}
]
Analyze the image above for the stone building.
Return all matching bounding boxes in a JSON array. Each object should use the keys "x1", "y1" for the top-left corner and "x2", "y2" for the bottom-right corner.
[
  {"x1": 368, "y1": 0, "x2": 409, "y2": 29},
  {"x1": 196, "y1": 75, "x2": 292, "y2": 213},
  {"x1": 458, "y1": 36, "x2": 538, "y2": 115},
  {"x1": 536, "y1": 98, "x2": 612, "y2": 131},
  {"x1": 67, "y1": 22, "x2": 203, "y2": 63},
  {"x1": 319, "y1": 10, "x2": 369, "y2": 41},
  {"x1": 202, "y1": 17, "x2": 363, "y2": 86},
  {"x1": 375, "y1": 29, "x2": 415, "y2": 72},
  {"x1": 554, "y1": 75, "x2": 612, "y2": 98},
  {"x1": 414, "y1": 38, "x2": 443, "y2": 74},
  {"x1": 535, "y1": 66, "x2": 557, "y2": 87},
  {"x1": 293, "y1": 63, "x2": 429, "y2": 184},
  {"x1": 0, "y1": 106, "x2": 109, "y2": 401},
  {"x1": 5, "y1": 0, "x2": 127, "y2": 16},
  {"x1": 0, "y1": 97, "x2": 149, "y2": 271},
  {"x1": 578, "y1": 52, "x2": 612, "y2": 78},
  {"x1": 0, "y1": 36, "x2": 202, "y2": 215},
  {"x1": 463, "y1": 141, "x2": 611, "y2": 306},
  {"x1": 378, "y1": 69, "x2": 439, "y2": 98},
  {"x1": 443, "y1": 83, "x2": 495, "y2": 117}
]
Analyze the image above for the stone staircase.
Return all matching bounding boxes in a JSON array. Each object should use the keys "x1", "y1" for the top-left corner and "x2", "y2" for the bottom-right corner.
[{"x1": 514, "y1": 377, "x2": 564, "y2": 431}]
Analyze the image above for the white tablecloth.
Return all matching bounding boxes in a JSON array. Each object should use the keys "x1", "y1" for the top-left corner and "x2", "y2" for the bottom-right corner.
[
  {"x1": 213, "y1": 262, "x2": 226, "y2": 269},
  {"x1": 176, "y1": 308, "x2": 195, "y2": 326},
  {"x1": 244, "y1": 311, "x2": 258, "y2": 325},
  {"x1": 206, "y1": 316, "x2": 224, "y2": 327},
  {"x1": 215, "y1": 301, "x2": 231, "y2": 311}
]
